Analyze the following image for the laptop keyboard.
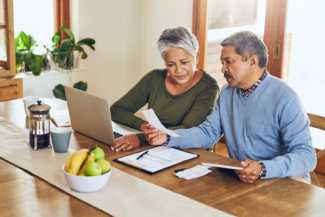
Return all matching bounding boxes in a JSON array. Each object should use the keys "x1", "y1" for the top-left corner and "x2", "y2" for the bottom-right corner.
[{"x1": 113, "y1": 131, "x2": 123, "y2": 139}]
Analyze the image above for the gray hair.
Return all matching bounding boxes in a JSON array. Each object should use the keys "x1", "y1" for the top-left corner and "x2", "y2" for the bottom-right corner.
[
  {"x1": 221, "y1": 31, "x2": 268, "y2": 68},
  {"x1": 157, "y1": 26, "x2": 199, "y2": 58}
]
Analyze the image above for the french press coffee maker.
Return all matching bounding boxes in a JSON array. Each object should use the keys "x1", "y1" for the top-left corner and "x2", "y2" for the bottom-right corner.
[{"x1": 28, "y1": 100, "x2": 52, "y2": 150}]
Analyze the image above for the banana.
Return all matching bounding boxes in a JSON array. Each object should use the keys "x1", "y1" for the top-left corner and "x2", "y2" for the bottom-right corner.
[
  {"x1": 78, "y1": 152, "x2": 96, "y2": 175},
  {"x1": 65, "y1": 149, "x2": 89, "y2": 175},
  {"x1": 64, "y1": 151, "x2": 77, "y2": 173}
]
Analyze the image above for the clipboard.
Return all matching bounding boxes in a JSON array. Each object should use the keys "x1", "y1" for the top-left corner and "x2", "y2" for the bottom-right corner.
[{"x1": 113, "y1": 146, "x2": 199, "y2": 175}]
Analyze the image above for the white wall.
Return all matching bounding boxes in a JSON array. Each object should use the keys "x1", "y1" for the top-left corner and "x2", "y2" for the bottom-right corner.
[
  {"x1": 76, "y1": 0, "x2": 193, "y2": 104},
  {"x1": 18, "y1": 0, "x2": 193, "y2": 103}
]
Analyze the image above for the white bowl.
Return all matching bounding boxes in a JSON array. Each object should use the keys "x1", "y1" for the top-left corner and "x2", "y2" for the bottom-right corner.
[{"x1": 62, "y1": 165, "x2": 111, "y2": 193}]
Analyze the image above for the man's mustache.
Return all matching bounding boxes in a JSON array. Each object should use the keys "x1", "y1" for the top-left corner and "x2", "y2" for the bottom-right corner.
[{"x1": 224, "y1": 73, "x2": 232, "y2": 78}]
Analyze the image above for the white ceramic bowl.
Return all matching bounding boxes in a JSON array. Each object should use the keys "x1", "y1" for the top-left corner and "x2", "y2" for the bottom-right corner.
[{"x1": 62, "y1": 165, "x2": 111, "y2": 193}]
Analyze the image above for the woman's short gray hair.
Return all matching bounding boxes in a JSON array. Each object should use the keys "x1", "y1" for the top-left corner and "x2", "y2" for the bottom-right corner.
[
  {"x1": 221, "y1": 31, "x2": 268, "y2": 68},
  {"x1": 157, "y1": 26, "x2": 199, "y2": 58}
]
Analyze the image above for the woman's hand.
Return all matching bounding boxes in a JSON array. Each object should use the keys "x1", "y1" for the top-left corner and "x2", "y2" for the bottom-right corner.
[
  {"x1": 111, "y1": 134, "x2": 140, "y2": 152},
  {"x1": 144, "y1": 124, "x2": 168, "y2": 145}
]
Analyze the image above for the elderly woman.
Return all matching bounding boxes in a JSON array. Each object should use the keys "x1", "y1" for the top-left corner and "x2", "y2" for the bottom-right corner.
[{"x1": 110, "y1": 26, "x2": 219, "y2": 152}]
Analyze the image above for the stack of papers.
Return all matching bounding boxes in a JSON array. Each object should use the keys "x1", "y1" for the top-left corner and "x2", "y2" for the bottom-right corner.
[{"x1": 174, "y1": 165, "x2": 212, "y2": 180}]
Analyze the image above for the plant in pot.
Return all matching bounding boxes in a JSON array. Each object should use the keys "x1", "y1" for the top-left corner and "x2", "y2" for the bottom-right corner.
[
  {"x1": 15, "y1": 31, "x2": 50, "y2": 76},
  {"x1": 51, "y1": 27, "x2": 95, "y2": 100}
]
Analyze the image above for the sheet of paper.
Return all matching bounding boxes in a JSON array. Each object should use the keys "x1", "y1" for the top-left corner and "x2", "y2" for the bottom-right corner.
[
  {"x1": 202, "y1": 163, "x2": 244, "y2": 170},
  {"x1": 175, "y1": 165, "x2": 212, "y2": 179},
  {"x1": 142, "y1": 109, "x2": 180, "y2": 137},
  {"x1": 184, "y1": 170, "x2": 212, "y2": 180},
  {"x1": 51, "y1": 109, "x2": 71, "y2": 127},
  {"x1": 118, "y1": 146, "x2": 197, "y2": 173}
]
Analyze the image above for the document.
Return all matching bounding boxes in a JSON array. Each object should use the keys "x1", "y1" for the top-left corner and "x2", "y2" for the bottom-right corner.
[
  {"x1": 51, "y1": 109, "x2": 71, "y2": 127},
  {"x1": 174, "y1": 165, "x2": 212, "y2": 180},
  {"x1": 115, "y1": 146, "x2": 198, "y2": 174},
  {"x1": 142, "y1": 109, "x2": 180, "y2": 137},
  {"x1": 202, "y1": 163, "x2": 243, "y2": 170}
]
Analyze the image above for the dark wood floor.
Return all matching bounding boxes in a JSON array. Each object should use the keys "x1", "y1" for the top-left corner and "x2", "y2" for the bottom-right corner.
[{"x1": 214, "y1": 142, "x2": 325, "y2": 188}]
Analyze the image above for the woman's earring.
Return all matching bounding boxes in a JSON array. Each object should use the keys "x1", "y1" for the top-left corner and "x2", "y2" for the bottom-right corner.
[{"x1": 167, "y1": 72, "x2": 169, "y2": 76}]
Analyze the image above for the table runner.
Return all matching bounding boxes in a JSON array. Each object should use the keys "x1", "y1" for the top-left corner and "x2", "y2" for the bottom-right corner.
[{"x1": 0, "y1": 118, "x2": 232, "y2": 217}]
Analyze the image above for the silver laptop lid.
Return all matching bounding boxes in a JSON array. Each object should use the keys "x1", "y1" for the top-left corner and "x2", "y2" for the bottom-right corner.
[{"x1": 64, "y1": 85, "x2": 115, "y2": 145}]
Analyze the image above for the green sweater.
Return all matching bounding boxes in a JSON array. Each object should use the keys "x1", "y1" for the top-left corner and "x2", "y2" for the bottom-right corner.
[{"x1": 110, "y1": 69, "x2": 220, "y2": 145}]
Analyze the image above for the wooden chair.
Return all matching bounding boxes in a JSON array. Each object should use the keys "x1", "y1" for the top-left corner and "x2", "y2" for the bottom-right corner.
[{"x1": 308, "y1": 113, "x2": 325, "y2": 187}]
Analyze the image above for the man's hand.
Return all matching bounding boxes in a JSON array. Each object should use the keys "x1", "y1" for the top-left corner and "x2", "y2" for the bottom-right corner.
[
  {"x1": 111, "y1": 134, "x2": 140, "y2": 152},
  {"x1": 144, "y1": 124, "x2": 168, "y2": 145},
  {"x1": 235, "y1": 159, "x2": 262, "y2": 183}
]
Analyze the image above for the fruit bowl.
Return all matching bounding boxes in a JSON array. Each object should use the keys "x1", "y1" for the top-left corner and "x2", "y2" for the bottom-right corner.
[{"x1": 62, "y1": 165, "x2": 111, "y2": 193}]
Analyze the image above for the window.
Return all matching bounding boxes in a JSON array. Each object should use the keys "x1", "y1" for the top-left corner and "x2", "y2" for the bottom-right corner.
[
  {"x1": 0, "y1": 0, "x2": 15, "y2": 78},
  {"x1": 206, "y1": 0, "x2": 267, "y2": 89},
  {"x1": 13, "y1": 0, "x2": 54, "y2": 49}
]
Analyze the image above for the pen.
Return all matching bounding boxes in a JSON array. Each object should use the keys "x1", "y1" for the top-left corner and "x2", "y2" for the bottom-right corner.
[
  {"x1": 174, "y1": 168, "x2": 186, "y2": 173},
  {"x1": 136, "y1": 151, "x2": 148, "y2": 160},
  {"x1": 65, "y1": 121, "x2": 71, "y2": 124}
]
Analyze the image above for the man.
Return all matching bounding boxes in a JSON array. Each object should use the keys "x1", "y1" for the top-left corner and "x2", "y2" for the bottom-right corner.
[{"x1": 144, "y1": 31, "x2": 317, "y2": 184}]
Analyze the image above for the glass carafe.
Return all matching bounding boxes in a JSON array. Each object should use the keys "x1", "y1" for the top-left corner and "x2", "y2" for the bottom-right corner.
[{"x1": 28, "y1": 100, "x2": 51, "y2": 150}]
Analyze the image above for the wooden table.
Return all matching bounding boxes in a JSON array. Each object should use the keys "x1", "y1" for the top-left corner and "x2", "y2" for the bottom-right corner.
[{"x1": 1, "y1": 98, "x2": 325, "y2": 217}]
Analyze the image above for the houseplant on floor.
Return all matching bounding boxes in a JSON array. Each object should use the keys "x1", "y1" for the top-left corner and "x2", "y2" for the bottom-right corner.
[{"x1": 51, "y1": 27, "x2": 95, "y2": 100}]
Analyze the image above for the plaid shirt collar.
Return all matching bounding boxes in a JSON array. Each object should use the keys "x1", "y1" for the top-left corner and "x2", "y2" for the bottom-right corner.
[{"x1": 241, "y1": 70, "x2": 268, "y2": 98}]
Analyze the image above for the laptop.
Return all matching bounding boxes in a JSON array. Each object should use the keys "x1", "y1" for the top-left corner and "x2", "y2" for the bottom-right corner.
[{"x1": 64, "y1": 85, "x2": 141, "y2": 145}]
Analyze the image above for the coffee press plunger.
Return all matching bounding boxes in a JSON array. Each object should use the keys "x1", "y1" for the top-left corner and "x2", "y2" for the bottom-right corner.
[{"x1": 28, "y1": 100, "x2": 52, "y2": 150}]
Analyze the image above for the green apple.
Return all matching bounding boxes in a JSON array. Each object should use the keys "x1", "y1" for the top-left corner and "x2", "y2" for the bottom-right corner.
[
  {"x1": 84, "y1": 162, "x2": 102, "y2": 176},
  {"x1": 78, "y1": 173, "x2": 86, "y2": 176},
  {"x1": 96, "y1": 159, "x2": 111, "y2": 174},
  {"x1": 91, "y1": 147, "x2": 105, "y2": 161}
]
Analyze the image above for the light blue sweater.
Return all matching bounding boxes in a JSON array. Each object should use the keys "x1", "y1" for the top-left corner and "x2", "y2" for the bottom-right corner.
[{"x1": 167, "y1": 72, "x2": 317, "y2": 182}]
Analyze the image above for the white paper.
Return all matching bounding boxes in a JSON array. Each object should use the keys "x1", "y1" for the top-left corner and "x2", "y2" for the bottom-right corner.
[
  {"x1": 184, "y1": 170, "x2": 212, "y2": 180},
  {"x1": 202, "y1": 163, "x2": 244, "y2": 170},
  {"x1": 175, "y1": 165, "x2": 211, "y2": 179},
  {"x1": 142, "y1": 109, "x2": 180, "y2": 137},
  {"x1": 118, "y1": 146, "x2": 197, "y2": 173}
]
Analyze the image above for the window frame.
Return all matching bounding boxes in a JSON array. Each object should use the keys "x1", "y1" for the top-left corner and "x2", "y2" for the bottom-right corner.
[{"x1": 0, "y1": 0, "x2": 16, "y2": 78}]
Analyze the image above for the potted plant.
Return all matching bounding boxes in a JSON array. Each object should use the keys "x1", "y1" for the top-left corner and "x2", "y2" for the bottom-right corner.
[
  {"x1": 15, "y1": 31, "x2": 50, "y2": 76},
  {"x1": 50, "y1": 27, "x2": 95, "y2": 70},
  {"x1": 51, "y1": 27, "x2": 95, "y2": 100}
]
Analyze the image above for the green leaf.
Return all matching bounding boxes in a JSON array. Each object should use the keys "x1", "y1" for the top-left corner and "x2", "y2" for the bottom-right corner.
[
  {"x1": 35, "y1": 55, "x2": 43, "y2": 64},
  {"x1": 52, "y1": 31, "x2": 61, "y2": 43},
  {"x1": 15, "y1": 50, "x2": 25, "y2": 65},
  {"x1": 77, "y1": 43, "x2": 95, "y2": 51},
  {"x1": 22, "y1": 52, "x2": 41, "y2": 76},
  {"x1": 74, "y1": 46, "x2": 88, "y2": 59},
  {"x1": 52, "y1": 84, "x2": 66, "y2": 101},
  {"x1": 73, "y1": 81, "x2": 88, "y2": 91},
  {"x1": 59, "y1": 26, "x2": 75, "y2": 42},
  {"x1": 60, "y1": 39, "x2": 73, "y2": 51},
  {"x1": 52, "y1": 31, "x2": 61, "y2": 48},
  {"x1": 15, "y1": 34, "x2": 20, "y2": 50},
  {"x1": 16, "y1": 59, "x2": 23, "y2": 69},
  {"x1": 29, "y1": 35, "x2": 36, "y2": 47},
  {"x1": 76, "y1": 38, "x2": 95, "y2": 45},
  {"x1": 20, "y1": 31, "x2": 30, "y2": 50}
]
